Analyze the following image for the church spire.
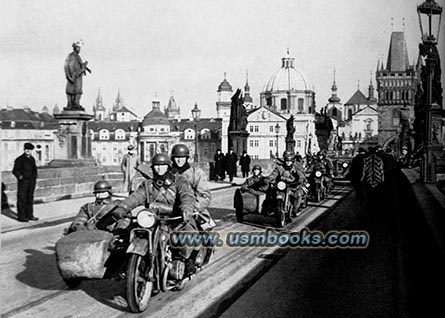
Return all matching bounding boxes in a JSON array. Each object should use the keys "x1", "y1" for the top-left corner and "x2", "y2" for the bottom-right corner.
[
  {"x1": 328, "y1": 68, "x2": 341, "y2": 104},
  {"x1": 244, "y1": 69, "x2": 253, "y2": 104}
]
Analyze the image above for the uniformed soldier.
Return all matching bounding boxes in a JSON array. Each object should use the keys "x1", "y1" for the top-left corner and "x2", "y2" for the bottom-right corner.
[
  {"x1": 267, "y1": 150, "x2": 303, "y2": 218},
  {"x1": 170, "y1": 144, "x2": 215, "y2": 230},
  {"x1": 112, "y1": 153, "x2": 197, "y2": 273},
  {"x1": 113, "y1": 153, "x2": 195, "y2": 226},
  {"x1": 240, "y1": 164, "x2": 268, "y2": 194},
  {"x1": 67, "y1": 180, "x2": 121, "y2": 233}
]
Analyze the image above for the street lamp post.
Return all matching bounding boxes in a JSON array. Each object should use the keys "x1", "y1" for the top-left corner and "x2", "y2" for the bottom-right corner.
[
  {"x1": 191, "y1": 102, "x2": 201, "y2": 163},
  {"x1": 417, "y1": 0, "x2": 442, "y2": 183},
  {"x1": 275, "y1": 123, "x2": 280, "y2": 157}
]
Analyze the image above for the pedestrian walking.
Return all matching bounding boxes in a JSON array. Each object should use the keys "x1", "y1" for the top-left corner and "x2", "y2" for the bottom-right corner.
[
  {"x1": 214, "y1": 149, "x2": 225, "y2": 181},
  {"x1": 225, "y1": 148, "x2": 238, "y2": 182},
  {"x1": 239, "y1": 150, "x2": 251, "y2": 178},
  {"x1": 120, "y1": 144, "x2": 140, "y2": 194},
  {"x1": 12, "y1": 143, "x2": 38, "y2": 222}
]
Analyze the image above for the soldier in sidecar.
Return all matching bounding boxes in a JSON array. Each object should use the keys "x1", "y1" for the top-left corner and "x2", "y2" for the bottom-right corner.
[{"x1": 234, "y1": 165, "x2": 268, "y2": 222}]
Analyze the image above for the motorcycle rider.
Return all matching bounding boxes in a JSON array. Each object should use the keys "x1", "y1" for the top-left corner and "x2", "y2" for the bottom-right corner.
[
  {"x1": 67, "y1": 180, "x2": 121, "y2": 233},
  {"x1": 112, "y1": 153, "x2": 197, "y2": 273},
  {"x1": 240, "y1": 164, "x2": 268, "y2": 194},
  {"x1": 307, "y1": 151, "x2": 331, "y2": 197},
  {"x1": 266, "y1": 150, "x2": 303, "y2": 219},
  {"x1": 170, "y1": 144, "x2": 216, "y2": 232},
  {"x1": 170, "y1": 144, "x2": 216, "y2": 267}
]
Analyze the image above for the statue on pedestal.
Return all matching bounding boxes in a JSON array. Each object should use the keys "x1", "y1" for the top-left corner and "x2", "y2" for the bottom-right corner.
[{"x1": 64, "y1": 40, "x2": 91, "y2": 110}]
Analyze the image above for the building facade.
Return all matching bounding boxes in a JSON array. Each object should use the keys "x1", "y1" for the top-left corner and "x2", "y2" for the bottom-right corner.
[{"x1": 1, "y1": 107, "x2": 59, "y2": 170}]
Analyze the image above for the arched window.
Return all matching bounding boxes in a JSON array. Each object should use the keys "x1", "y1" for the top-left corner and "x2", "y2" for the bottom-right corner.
[
  {"x1": 332, "y1": 108, "x2": 337, "y2": 117},
  {"x1": 184, "y1": 128, "x2": 195, "y2": 140},
  {"x1": 201, "y1": 128, "x2": 211, "y2": 139},
  {"x1": 115, "y1": 129, "x2": 126, "y2": 140},
  {"x1": 99, "y1": 129, "x2": 110, "y2": 140}
]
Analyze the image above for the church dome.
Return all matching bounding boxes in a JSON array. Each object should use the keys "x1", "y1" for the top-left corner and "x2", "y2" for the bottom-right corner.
[
  {"x1": 263, "y1": 51, "x2": 311, "y2": 92},
  {"x1": 217, "y1": 74, "x2": 233, "y2": 92}
]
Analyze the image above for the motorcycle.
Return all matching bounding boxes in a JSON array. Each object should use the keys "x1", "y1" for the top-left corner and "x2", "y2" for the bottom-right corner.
[
  {"x1": 266, "y1": 179, "x2": 301, "y2": 227},
  {"x1": 56, "y1": 206, "x2": 213, "y2": 313},
  {"x1": 312, "y1": 170, "x2": 326, "y2": 202}
]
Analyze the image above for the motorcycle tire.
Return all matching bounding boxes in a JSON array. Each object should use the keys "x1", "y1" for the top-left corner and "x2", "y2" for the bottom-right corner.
[
  {"x1": 234, "y1": 190, "x2": 244, "y2": 222},
  {"x1": 63, "y1": 277, "x2": 81, "y2": 289},
  {"x1": 126, "y1": 254, "x2": 153, "y2": 313},
  {"x1": 316, "y1": 186, "x2": 322, "y2": 203},
  {"x1": 275, "y1": 201, "x2": 286, "y2": 228}
]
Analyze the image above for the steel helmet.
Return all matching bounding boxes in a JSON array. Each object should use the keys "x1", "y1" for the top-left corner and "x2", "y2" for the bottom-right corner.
[
  {"x1": 150, "y1": 153, "x2": 172, "y2": 167},
  {"x1": 252, "y1": 164, "x2": 262, "y2": 172},
  {"x1": 171, "y1": 144, "x2": 190, "y2": 157},
  {"x1": 283, "y1": 150, "x2": 295, "y2": 161},
  {"x1": 93, "y1": 180, "x2": 112, "y2": 194}
]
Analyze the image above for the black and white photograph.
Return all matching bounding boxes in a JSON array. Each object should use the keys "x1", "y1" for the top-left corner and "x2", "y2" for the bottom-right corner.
[{"x1": 1, "y1": 0, "x2": 444, "y2": 317}]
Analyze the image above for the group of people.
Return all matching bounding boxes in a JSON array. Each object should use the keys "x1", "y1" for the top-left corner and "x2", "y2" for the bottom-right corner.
[
  {"x1": 68, "y1": 143, "x2": 216, "y2": 276},
  {"x1": 348, "y1": 145, "x2": 408, "y2": 199},
  {"x1": 238, "y1": 149, "x2": 334, "y2": 219},
  {"x1": 214, "y1": 148, "x2": 252, "y2": 182}
]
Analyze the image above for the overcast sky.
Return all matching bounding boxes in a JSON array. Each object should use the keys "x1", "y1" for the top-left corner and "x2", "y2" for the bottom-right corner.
[{"x1": 1, "y1": 0, "x2": 444, "y2": 119}]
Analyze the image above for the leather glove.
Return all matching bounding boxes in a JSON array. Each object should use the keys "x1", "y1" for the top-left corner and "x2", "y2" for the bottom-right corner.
[
  {"x1": 113, "y1": 206, "x2": 128, "y2": 219},
  {"x1": 182, "y1": 208, "x2": 194, "y2": 222},
  {"x1": 70, "y1": 222, "x2": 86, "y2": 232}
]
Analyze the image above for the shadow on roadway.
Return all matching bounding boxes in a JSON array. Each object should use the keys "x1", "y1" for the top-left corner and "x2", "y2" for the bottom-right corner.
[
  {"x1": 1, "y1": 207, "x2": 18, "y2": 220},
  {"x1": 15, "y1": 245, "x2": 131, "y2": 312}
]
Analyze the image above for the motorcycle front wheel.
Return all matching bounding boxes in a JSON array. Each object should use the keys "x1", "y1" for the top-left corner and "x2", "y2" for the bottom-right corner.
[
  {"x1": 275, "y1": 200, "x2": 286, "y2": 228},
  {"x1": 126, "y1": 254, "x2": 153, "y2": 313}
]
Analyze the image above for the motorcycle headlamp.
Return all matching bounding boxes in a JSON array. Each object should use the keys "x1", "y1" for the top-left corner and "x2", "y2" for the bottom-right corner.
[
  {"x1": 342, "y1": 162, "x2": 349, "y2": 168},
  {"x1": 136, "y1": 210, "x2": 156, "y2": 228},
  {"x1": 277, "y1": 181, "x2": 287, "y2": 191},
  {"x1": 315, "y1": 171, "x2": 322, "y2": 177}
]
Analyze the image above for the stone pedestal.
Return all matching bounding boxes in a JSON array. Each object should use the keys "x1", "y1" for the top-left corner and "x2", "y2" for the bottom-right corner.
[
  {"x1": 286, "y1": 138, "x2": 295, "y2": 153},
  {"x1": 50, "y1": 110, "x2": 95, "y2": 167},
  {"x1": 229, "y1": 131, "x2": 249, "y2": 155}
]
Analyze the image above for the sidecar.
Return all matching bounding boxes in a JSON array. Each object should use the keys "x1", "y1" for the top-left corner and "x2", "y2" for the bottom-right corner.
[
  {"x1": 233, "y1": 188, "x2": 267, "y2": 222},
  {"x1": 55, "y1": 230, "x2": 115, "y2": 287}
]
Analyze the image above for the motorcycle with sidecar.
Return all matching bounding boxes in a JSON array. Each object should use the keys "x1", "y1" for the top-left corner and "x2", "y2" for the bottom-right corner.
[
  {"x1": 234, "y1": 179, "x2": 306, "y2": 228},
  {"x1": 55, "y1": 205, "x2": 213, "y2": 313}
]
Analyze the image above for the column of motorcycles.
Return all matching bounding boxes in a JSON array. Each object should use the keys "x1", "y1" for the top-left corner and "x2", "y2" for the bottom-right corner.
[{"x1": 236, "y1": 157, "x2": 337, "y2": 228}]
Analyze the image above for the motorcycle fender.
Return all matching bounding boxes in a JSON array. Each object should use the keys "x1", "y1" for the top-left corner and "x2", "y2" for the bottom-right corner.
[
  {"x1": 276, "y1": 194, "x2": 284, "y2": 200},
  {"x1": 127, "y1": 230, "x2": 152, "y2": 256}
]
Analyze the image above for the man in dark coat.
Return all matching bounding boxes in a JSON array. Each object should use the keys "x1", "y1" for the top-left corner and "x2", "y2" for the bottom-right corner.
[
  {"x1": 239, "y1": 150, "x2": 251, "y2": 178},
  {"x1": 12, "y1": 143, "x2": 38, "y2": 222},
  {"x1": 348, "y1": 147, "x2": 366, "y2": 199},
  {"x1": 225, "y1": 148, "x2": 238, "y2": 182},
  {"x1": 214, "y1": 149, "x2": 225, "y2": 181}
]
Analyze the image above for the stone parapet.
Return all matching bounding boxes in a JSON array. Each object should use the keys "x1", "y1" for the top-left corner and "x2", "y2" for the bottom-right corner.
[{"x1": 2, "y1": 165, "x2": 123, "y2": 206}]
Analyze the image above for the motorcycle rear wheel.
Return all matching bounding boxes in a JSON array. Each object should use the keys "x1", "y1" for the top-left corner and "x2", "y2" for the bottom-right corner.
[{"x1": 126, "y1": 254, "x2": 153, "y2": 313}]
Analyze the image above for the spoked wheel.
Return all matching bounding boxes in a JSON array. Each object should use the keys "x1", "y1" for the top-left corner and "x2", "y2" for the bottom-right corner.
[
  {"x1": 275, "y1": 200, "x2": 286, "y2": 228},
  {"x1": 126, "y1": 254, "x2": 153, "y2": 313}
]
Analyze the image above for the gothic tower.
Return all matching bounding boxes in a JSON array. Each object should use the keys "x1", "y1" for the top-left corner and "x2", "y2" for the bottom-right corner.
[{"x1": 376, "y1": 30, "x2": 418, "y2": 146}]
